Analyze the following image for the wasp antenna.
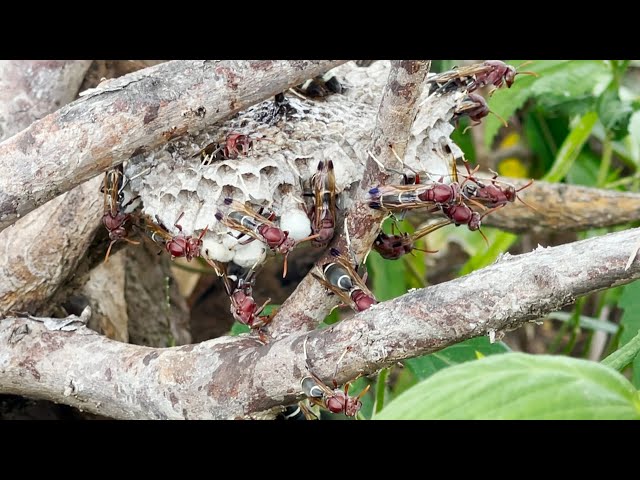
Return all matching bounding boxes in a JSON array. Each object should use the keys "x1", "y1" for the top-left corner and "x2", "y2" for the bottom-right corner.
[
  {"x1": 282, "y1": 254, "x2": 289, "y2": 278},
  {"x1": 478, "y1": 228, "x2": 490, "y2": 247},
  {"x1": 490, "y1": 109, "x2": 509, "y2": 128},
  {"x1": 104, "y1": 239, "x2": 116, "y2": 263},
  {"x1": 389, "y1": 144, "x2": 405, "y2": 167},
  {"x1": 517, "y1": 195, "x2": 540, "y2": 212},
  {"x1": 367, "y1": 150, "x2": 386, "y2": 171},
  {"x1": 412, "y1": 247, "x2": 439, "y2": 254},
  {"x1": 344, "y1": 217, "x2": 351, "y2": 248},
  {"x1": 517, "y1": 70, "x2": 539, "y2": 78},
  {"x1": 357, "y1": 384, "x2": 371, "y2": 400},
  {"x1": 516, "y1": 179, "x2": 535, "y2": 192}
]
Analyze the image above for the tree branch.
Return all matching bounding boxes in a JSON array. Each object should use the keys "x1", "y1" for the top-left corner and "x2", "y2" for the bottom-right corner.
[
  {"x1": 0, "y1": 60, "x2": 346, "y2": 232},
  {"x1": 3, "y1": 224, "x2": 637, "y2": 419},
  {"x1": 0, "y1": 61, "x2": 92, "y2": 139},
  {"x1": 0, "y1": 61, "x2": 101, "y2": 315},
  {"x1": 269, "y1": 60, "x2": 432, "y2": 338}
]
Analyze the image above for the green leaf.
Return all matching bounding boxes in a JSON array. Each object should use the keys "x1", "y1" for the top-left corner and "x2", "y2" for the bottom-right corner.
[
  {"x1": 378, "y1": 353, "x2": 640, "y2": 420},
  {"x1": 458, "y1": 229, "x2": 519, "y2": 276},
  {"x1": 597, "y1": 85, "x2": 634, "y2": 141},
  {"x1": 522, "y1": 112, "x2": 568, "y2": 175},
  {"x1": 404, "y1": 336, "x2": 510, "y2": 381},
  {"x1": 565, "y1": 150, "x2": 601, "y2": 186},
  {"x1": 229, "y1": 322, "x2": 250, "y2": 336},
  {"x1": 366, "y1": 250, "x2": 407, "y2": 301},
  {"x1": 618, "y1": 281, "x2": 640, "y2": 387},
  {"x1": 543, "y1": 111, "x2": 598, "y2": 182},
  {"x1": 484, "y1": 61, "x2": 608, "y2": 148}
]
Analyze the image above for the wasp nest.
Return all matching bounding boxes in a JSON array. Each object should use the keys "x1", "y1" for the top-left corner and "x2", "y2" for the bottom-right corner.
[{"x1": 124, "y1": 61, "x2": 465, "y2": 268}]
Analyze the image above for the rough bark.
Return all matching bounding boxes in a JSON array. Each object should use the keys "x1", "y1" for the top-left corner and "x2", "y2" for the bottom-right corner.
[
  {"x1": 1, "y1": 227, "x2": 639, "y2": 419},
  {"x1": 269, "y1": 60, "x2": 432, "y2": 338},
  {"x1": 0, "y1": 61, "x2": 92, "y2": 139},
  {"x1": 0, "y1": 60, "x2": 347, "y2": 232},
  {"x1": 0, "y1": 61, "x2": 101, "y2": 315}
]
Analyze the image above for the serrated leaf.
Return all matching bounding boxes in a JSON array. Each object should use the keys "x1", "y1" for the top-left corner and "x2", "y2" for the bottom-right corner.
[
  {"x1": 619, "y1": 281, "x2": 640, "y2": 387},
  {"x1": 378, "y1": 353, "x2": 640, "y2": 420},
  {"x1": 404, "y1": 336, "x2": 510, "y2": 381},
  {"x1": 484, "y1": 61, "x2": 605, "y2": 148}
]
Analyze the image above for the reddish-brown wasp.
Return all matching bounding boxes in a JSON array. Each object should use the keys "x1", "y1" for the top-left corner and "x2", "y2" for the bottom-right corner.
[
  {"x1": 206, "y1": 259, "x2": 272, "y2": 329},
  {"x1": 374, "y1": 219, "x2": 452, "y2": 260},
  {"x1": 101, "y1": 166, "x2": 141, "y2": 262},
  {"x1": 216, "y1": 198, "x2": 318, "y2": 278},
  {"x1": 453, "y1": 93, "x2": 508, "y2": 133},
  {"x1": 301, "y1": 374, "x2": 370, "y2": 417},
  {"x1": 369, "y1": 155, "x2": 480, "y2": 212},
  {"x1": 460, "y1": 169, "x2": 536, "y2": 212},
  {"x1": 312, "y1": 248, "x2": 377, "y2": 312},
  {"x1": 308, "y1": 160, "x2": 337, "y2": 247},
  {"x1": 143, "y1": 212, "x2": 208, "y2": 261},
  {"x1": 427, "y1": 60, "x2": 537, "y2": 96},
  {"x1": 301, "y1": 337, "x2": 370, "y2": 418}
]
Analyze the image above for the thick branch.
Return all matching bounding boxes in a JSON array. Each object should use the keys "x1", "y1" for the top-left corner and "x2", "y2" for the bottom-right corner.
[
  {"x1": 0, "y1": 61, "x2": 92, "y2": 139},
  {"x1": 0, "y1": 61, "x2": 101, "y2": 315},
  {"x1": 269, "y1": 60, "x2": 431, "y2": 338},
  {"x1": 3, "y1": 220, "x2": 637, "y2": 419},
  {"x1": 0, "y1": 60, "x2": 346, "y2": 232}
]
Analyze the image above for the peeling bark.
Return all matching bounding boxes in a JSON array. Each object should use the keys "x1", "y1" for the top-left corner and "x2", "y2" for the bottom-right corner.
[
  {"x1": 0, "y1": 60, "x2": 347, "y2": 232},
  {"x1": 1, "y1": 227, "x2": 639, "y2": 419}
]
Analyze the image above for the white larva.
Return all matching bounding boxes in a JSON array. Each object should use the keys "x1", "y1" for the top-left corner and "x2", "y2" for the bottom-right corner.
[
  {"x1": 279, "y1": 209, "x2": 312, "y2": 241},
  {"x1": 232, "y1": 239, "x2": 267, "y2": 268}
]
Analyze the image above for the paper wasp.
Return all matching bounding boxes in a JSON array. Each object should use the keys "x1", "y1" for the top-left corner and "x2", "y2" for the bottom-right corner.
[
  {"x1": 142, "y1": 212, "x2": 208, "y2": 262},
  {"x1": 216, "y1": 198, "x2": 318, "y2": 278},
  {"x1": 427, "y1": 60, "x2": 537, "y2": 96},
  {"x1": 312, "y1": 247, "x2": 376, "y2": 312},
  {"x1": 205, "y1": 259, "x2": 272, "y2": 329},
  {"x1": 101, "y1": 165, "x2": 141, "y2": 262},
  {"x1": 301, "y1": 337, "x2": 370, "y2": 417},
  {"x1": 308, "y1": 160, "x2": 337, "y2": 247},
  {"x1": 453, "y1": 93, "x2": 508, "y2": 133},
  {"x1": 373, "y1": 219, "x2": 452, "y2": 260}
]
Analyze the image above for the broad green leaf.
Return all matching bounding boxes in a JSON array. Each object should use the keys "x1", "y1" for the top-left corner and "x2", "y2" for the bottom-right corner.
[
  {"x1": 619, "y1": 281, "x2": 640, "y2": 387},
  {"x1": 543, "y1": 111, "x2": 598, "y2": 182},
  {"x1": 404, "y1": 336, "x2": 510, "y2": 381},
  {"x1": 378, "y1": 353, "x2": 640, "y2": 420},
  {"x1": 484, "y1": 61, "x2": 608, "y2": 148}
]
